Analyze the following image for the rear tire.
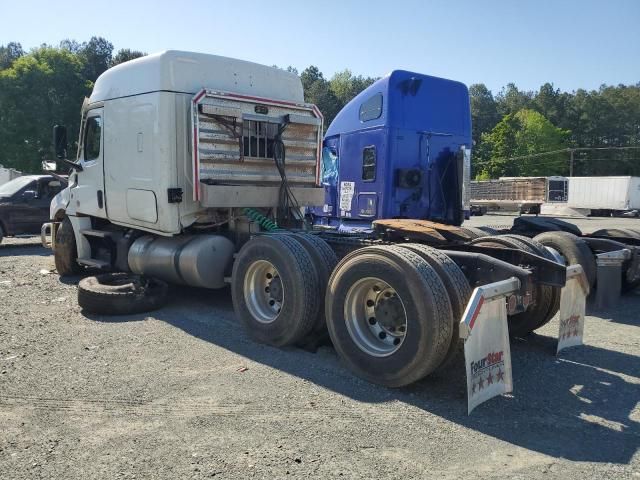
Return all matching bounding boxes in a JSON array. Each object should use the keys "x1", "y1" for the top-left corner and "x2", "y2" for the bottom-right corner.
[
  {"x1": 232, "y1": 235, "x2": 320, "y2": 347},
  {"x1": 471, "y1": 235, "x2": 553, "y2": 336},
  {"x1": 54, "y1": 217, "x2": 81, "y2": 276},
  {"x1": 591, "y1": 228, "x2": 640, "y2": 240},
  {"x1": 398, "y1": 244, "x2": 471, "y2": 372},
  {"x1": 78, "y1": 273, "x2": 168, "y2": 315},
  {"x1": 502, "y1": 234, "x2": 561, "y2": 329},
  {"x1": 533, "y1": 231, "x2": 597, "y2": 289},
  {"x1": 460, "y1": 226, "x2": 491, "y2": 239},
  {"x1": 477, "y1": 226, "x2": 499, "y2": 235},
  {"x1": 325, "y1": 245, "x2": 453, "y2": 387},
  {"x1": 289, "y1": 233, "x2": 338, "y2": 342}
]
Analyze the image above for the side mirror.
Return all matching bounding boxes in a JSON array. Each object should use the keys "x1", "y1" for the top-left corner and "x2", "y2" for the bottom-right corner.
[
  {"x1": 53, "y1": 125, "x2": 68, "y2": 160},
  {"x1": 22, "y1": 190, "x2": 37, "y2": 202}
]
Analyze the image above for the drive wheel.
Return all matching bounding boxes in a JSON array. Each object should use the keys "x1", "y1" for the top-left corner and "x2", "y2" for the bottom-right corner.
[
  {"x1": 54, "y1": 217, "x2": 81, "y2": 276},
  {"x1": 398, "y1": 244, "x2": 471, "y2": 372},
  {"x1": 290, "y1": 232, "x2": 338, "y2": 336},
  {"x1": 471, "y1": 235, "x2": 553, "y2": 337},
  {"x1": 325, "y1": 245, "x2": 453, "y2": 387},
  {"x1": 591, "y1": 228, "x2": 640, "y2": 240},
  {"x1": 232, "y1": 235, "x2": 320, "y2": 347},
  {"x1": 459, "y1": 226, "x2": 491, "y2": 239},
  {"x1": 503, "y1": 234, "x2": 561, "y2": 329},
  {"x1": 533, "y1": 231, "x2": 596, "y2": 289}
]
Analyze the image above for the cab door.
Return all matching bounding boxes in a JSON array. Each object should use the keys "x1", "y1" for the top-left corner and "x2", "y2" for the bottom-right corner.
[
  {"x1": 71, "y1": 108, "x2": 107, "y2": 219},
  {"x1": 338, "y1": 128, "x2": 385, "y2": 219}
]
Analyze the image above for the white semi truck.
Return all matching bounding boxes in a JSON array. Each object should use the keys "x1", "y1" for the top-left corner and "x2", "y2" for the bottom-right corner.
[{"x1": 42, "y1": 51, "x2": 608, "y2": 389}]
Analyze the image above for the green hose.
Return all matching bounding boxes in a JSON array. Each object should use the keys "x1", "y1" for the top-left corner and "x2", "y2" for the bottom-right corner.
[{"x1": 244, "y1": 208, "x2": 280, "y2": 232}]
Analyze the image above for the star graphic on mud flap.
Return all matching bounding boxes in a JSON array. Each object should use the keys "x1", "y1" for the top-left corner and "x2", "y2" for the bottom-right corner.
[
  {"x1": 496, "y1": 368, "x2": 505, "y2": 383},
  {"x1": 478, "y1": 376, "x2": 485, "y2": 390},
  {"x1": 486, "y1": 370, "x2": 494, "y2": 385}
]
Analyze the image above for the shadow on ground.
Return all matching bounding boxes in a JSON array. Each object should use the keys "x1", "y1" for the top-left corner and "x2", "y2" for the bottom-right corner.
[
  {"x1": 0, "y1": 241, "x2": 50, "y2": 258},
  {"x1": 586, "y1": 290, "x2": 640, "y2": 327},
  {"x1": 83, "y1": 283, "x2": 640, "y2": 465}
]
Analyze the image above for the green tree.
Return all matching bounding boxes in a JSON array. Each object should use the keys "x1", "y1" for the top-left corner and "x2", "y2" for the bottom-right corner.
[
  {"x1": 300, "y1": 66, "x2": 342, "y2": 128},
  {"x1": 329, "y1": 69, "x2": 376, "y2": 106},
  {"x1": 533, "y1": 83, "x2": 566, "y2": 126},
  {"x1": 79, "y1": 36, "x2": 114, "y2": 82},
  {"x1": 0, "y1": 47, "x2": 90, "y2": 172},
  {"x1": 496, "y1": 83, "x2": 533, "y2": 116},
  {"x1": 477, "y1": 109, "x2": 569, "y2": 178},
  {"x1": 111, "y1": 48, "x2": 146, "y2": 66},
  {"x1": 0, "y1": 42, "x2": 24, "y2": 70},
  {"x1": 469, "y1": 83, "x2": 500, "y2": 146}
]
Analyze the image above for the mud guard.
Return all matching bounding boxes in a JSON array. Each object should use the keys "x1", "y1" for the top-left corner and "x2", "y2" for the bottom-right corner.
[{"x1": 460, "y1": 265, "x2": 589, "y2": 414}]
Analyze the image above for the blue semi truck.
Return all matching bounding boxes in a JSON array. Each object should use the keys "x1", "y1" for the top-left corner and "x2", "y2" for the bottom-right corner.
[
  {"x1": 44, "y1": 54, "x2": 640, "y2": 388},
  {"x1": 312, "y1": 70, "x2": 472, "y2": 229}
]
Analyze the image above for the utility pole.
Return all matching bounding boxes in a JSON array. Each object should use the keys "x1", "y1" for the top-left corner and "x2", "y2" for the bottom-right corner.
[{"x1": 569, "y1": 149, "x2": 574, "y2": 177}]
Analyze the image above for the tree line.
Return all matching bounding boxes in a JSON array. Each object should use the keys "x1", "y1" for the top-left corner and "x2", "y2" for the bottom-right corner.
[
  {"x1": 0, "y1": 38, "x2": 145, "y2": 172},
  {"x1": 1, "y1": 38, "x2": 638, "y2": 178}
]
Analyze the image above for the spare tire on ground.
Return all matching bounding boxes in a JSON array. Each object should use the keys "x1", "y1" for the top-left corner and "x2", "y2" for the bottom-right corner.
[{"x1": 78, "y1": 273, "x2": 169, "y2": 315}]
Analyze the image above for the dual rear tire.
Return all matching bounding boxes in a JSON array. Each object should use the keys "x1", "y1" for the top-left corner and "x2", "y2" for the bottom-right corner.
[
  {"x1": 470, "y1": 234, "x2": 558, "y2": 336},
  {"x1": 232, "y1": 236, "x2": 468, "y2": 387},
  {"x1": 231, "y1": 234, "x2": 323, "y2": 347},
  {"x1": 324, "y1": 245, "x2": 456, "y2": 387}
]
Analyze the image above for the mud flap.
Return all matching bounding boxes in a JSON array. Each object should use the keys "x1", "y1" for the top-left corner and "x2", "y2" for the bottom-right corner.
[
  {"x1": 557, "y1": 264, "x2": 589, "y2": 354},
  {"x1": 459, "y1": 278, "x2": 519, "y2": 414}
]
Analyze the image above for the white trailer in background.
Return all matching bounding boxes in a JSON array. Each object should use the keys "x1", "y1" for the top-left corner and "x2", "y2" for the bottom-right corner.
[
  {"x1": 0, "y1": 166, "x2": 21, "y2": 185},
  {"x1": 567, "y1": 176, "x2": 640, "y2": 217}
]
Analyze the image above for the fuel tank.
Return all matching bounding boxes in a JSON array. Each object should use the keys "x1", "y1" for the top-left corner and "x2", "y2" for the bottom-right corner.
[{"x1": 128, "y1": 234, "x2": 234, "y2": 289}]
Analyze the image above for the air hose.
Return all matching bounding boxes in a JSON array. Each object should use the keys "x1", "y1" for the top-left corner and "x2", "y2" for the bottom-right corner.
[{"x1": 244, "y1": 208, "x2": 280, "y2": 232}]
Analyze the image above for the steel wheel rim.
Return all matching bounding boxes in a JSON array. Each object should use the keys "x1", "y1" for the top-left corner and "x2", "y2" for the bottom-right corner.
[
  {"x1": 244, "y1": 260, "x2": 283, "y2": 324},
  {"x1": 344, "y1": 277, "x2": 408, "y2": 357}
]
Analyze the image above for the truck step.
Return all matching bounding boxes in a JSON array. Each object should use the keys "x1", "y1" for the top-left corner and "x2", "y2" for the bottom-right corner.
[
  {"x1": 80, "y1": 229, "x2": 113, "y2": 239},
  {"x1": 77, "y1": 258, "x2": 111, "y2": 269}
]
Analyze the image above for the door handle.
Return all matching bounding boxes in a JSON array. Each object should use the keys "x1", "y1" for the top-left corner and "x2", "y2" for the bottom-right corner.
[{"x1": 97, "y1": 190, "x2": 104, "y2": 209}]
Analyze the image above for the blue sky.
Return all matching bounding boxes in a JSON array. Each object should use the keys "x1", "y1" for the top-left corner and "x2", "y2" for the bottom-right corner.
[{"x1": 2, "y1": 0, "x2": 638, "y2": 93}]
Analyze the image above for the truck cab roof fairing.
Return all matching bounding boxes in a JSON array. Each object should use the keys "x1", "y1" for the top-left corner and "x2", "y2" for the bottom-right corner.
[
  {"x1": 89, "y1": 50, "x2": 304, "y2": 104},
  {"x1": 326, "y1": 70, "x2": 471, "y2": 142}
]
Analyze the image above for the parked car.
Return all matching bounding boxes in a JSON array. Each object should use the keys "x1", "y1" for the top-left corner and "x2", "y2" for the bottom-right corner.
[{"x1": 0, "y1": 175, "x2": 66, "y2": 244}]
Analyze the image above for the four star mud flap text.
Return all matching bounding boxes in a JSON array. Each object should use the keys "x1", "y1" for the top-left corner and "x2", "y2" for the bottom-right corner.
[
  {"x1": 459, "y1": 278, "x2": 517, "y2": 415},
  {"x1": 459, "y1": 265, "x2": 589, "y2": 414},
  {"x1": 557, "y1": 265, "x2": 588, "y2": 354}
]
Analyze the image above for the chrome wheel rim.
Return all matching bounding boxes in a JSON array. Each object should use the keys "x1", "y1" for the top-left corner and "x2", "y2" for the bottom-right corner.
[
  {"x1": 344, "y1": 277, "x2": 408, "y2": 357},
  {"x1": 244, "y1": 260, "x2": 283, "y2": 324}
]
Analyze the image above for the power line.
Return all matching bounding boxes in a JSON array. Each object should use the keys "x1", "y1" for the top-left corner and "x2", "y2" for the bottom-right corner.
[{"x1": 482, "y1": 146, "x2": 640, "y2": 165}]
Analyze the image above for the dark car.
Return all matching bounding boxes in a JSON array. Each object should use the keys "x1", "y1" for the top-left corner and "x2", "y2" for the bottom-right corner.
[{"x1": 0, "y1": 175, "x2": 66, "y2": 244}]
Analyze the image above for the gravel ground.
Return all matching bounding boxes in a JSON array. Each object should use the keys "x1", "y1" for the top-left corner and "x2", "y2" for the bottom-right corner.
[{"x1": 0, "y1": 221, "x2": 639, "y2": 479}]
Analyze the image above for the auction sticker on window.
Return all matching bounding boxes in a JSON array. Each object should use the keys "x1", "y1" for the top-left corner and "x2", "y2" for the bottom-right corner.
[{"x1": 340, "y1": 181, "x2": 355, "y2": 212}]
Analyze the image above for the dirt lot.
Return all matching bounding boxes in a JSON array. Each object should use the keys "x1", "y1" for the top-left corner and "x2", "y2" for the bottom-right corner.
[{"x1": 1, "y1": 216, "x2": 639, "y2": 479}]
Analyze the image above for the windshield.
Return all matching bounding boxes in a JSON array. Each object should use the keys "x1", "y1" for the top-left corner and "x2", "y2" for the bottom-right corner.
[{"x1": 0, "y1": 176, "x2": 35, "y2": 196}]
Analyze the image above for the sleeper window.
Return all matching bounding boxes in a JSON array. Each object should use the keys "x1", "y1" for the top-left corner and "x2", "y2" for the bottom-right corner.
[{"x1": 359, "y1": 93, "x2": 383, "y2": 122}]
